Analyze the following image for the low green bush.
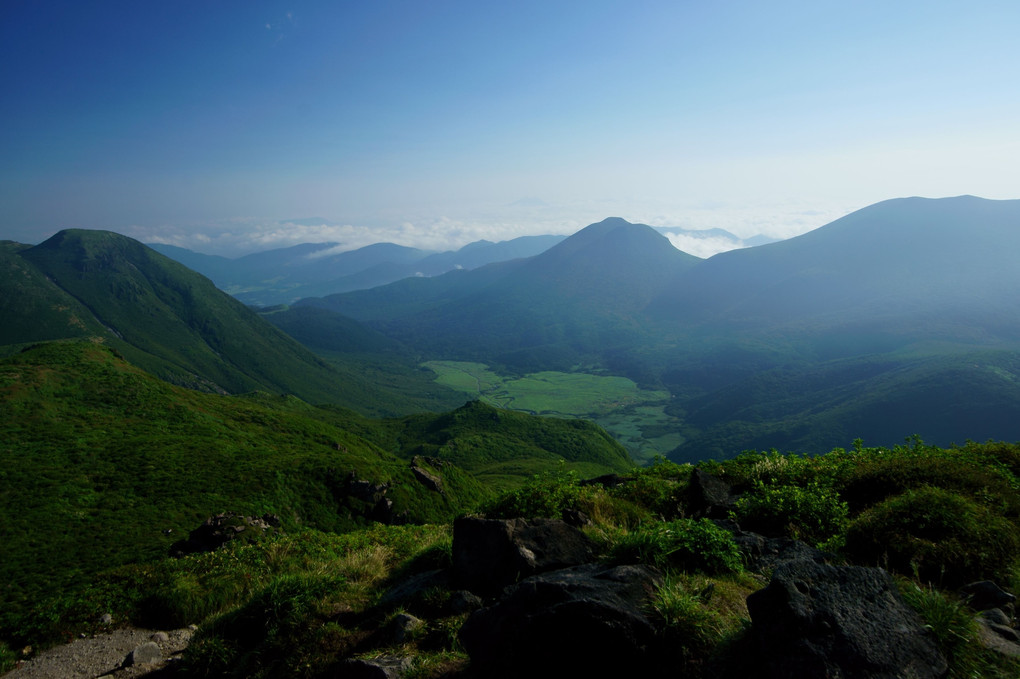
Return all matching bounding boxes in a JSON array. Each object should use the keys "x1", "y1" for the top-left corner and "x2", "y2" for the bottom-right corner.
[
  {"x1": 0, "y1": 642, "x2": 16, "y2": 674},
  {"x1": 608, "y1": 518, "x2": 742, "y2": 575},
  {"x1": 730, "y1": 480, "x2": 848, "y2": 547},
  {"x1": 844, "y1": 486, "x2": 1020, "y2": 586},
  {"x1": 481, "y1": 469, "x2": 597, "y2": 519},
  {"x1": 610, "y1": 472, "x2": 687, "y2": 519}
]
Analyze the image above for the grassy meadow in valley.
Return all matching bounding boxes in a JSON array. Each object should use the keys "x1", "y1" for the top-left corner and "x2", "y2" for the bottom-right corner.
[{"x1": 423, "y1": 360, "x2": 682, "y2": 464}]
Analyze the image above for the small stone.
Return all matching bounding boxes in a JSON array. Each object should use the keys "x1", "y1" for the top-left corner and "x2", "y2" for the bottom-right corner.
[
  {"x1": 337, "y1": 656, "x2": 411, "y2": 678},
  {"x1": 392, "y1": 612, "x2": 424, "y2": 644},
  {"x1": 99, "y1": 613, "x2": 113, "y2": 625},
  {"x1": 151, "y1": 631, "x2": 170, "y2": 643},
  {"x1": 125, "y1": 641, "x2": 162, "y2": 666},
  {"x1": 449, "y1": 589, "x2": 484, "y2": 614}
]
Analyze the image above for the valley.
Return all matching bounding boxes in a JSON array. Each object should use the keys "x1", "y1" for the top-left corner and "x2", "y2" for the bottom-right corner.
[{"x1": 423, "y1": 360, "x2": 681, "y2": 464}]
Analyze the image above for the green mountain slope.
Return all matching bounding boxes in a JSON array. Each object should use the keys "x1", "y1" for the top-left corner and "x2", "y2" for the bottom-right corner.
[
  {"x1": 3, "y1": 229, "x2": 449, "y2": 415},
  {"x1": 0, "y1": 243, "x2": 110, "y2": 345},
  {"x1": 0, "y1": 341, "x2": 633, "y2": 614},
  {"x1": 668, "y1": 350, "x2": 1020, "y2": 461}
]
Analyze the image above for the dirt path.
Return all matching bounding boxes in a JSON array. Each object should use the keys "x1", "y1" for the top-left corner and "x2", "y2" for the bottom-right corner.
[{"x1": 5, "y1": 627, "x2": 193, "y2": 679}]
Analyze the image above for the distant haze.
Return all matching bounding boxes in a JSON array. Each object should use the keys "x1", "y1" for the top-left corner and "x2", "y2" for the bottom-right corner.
[
  {"x1": 2, "y1": 2, "x2": 1018, "y2": 254},
  {"x1": 130, "y1": 201, "x2": 834, "y2": 258}
]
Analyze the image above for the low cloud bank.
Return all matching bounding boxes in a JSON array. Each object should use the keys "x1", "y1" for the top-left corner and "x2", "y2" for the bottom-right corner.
[{"x1": 128, "y1": 201, "x2": 849, "y2": 257}]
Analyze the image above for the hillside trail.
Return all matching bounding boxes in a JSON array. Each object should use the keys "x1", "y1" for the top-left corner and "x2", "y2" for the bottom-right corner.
[{"x1": 5, "y1": 626, "x2": 193, "y2": 679}]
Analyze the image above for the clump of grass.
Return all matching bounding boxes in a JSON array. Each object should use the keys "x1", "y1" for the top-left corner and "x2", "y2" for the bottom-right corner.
[
  {"x1": 900, "y1": 583, "x2": 980, "y2": 678},
  {"x1": 651, "y1": 573, "x2": 754, "y2": 676}
]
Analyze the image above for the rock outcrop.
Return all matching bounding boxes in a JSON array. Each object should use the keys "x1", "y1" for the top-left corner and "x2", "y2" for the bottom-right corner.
[
  {"x1": 686, "y1": 468, "x2": 735, "y2": 518},
  {"x1": 451, "y1": 516, "x2": 594, "y2": 597},
  {"x1": 747, "y1": 560, "x2": 948, "y2": 678},
  {"x1": 459, "y1": 563, "x2": 664, "y2": 678},
  {"x1": 169, "y1": 513, "x2": 281, "y2": 557}
]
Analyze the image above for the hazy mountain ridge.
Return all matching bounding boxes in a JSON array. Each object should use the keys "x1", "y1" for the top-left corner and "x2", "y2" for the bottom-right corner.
[
  {"x1": 649, "y1": 195, "x2": 1020, "y2": 335},
  {"x1": 292, "y1": 197, "x2": 1020, "y2": 454},
  {"x1": 296, "y1": 218, "x2": 701, "y2": 372},
  {"x1": 151, "y1": 234, "x2": 567, "y2": 306}
]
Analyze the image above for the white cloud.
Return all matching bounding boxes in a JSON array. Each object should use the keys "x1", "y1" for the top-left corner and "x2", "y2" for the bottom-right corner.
[
  {"x1": 126, "y1": 196, "x2": 860, "y2": 258},
  {"x1": 664, "y1": 234, "x2": 744, "y2": 259}
]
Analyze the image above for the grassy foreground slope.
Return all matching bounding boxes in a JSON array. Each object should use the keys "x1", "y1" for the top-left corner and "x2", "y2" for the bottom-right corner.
[
  {"x1": 6, "y1": 437, "x2": 1019, "y2": 678},
  {"x1": 0, "y1": 342, "x2": 632, "y2": 619}
]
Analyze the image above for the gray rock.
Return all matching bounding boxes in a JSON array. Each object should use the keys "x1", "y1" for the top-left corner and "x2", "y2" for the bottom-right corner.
[
  {"x1": 686, "y1": 468, "x2": 733, "y2": 518},
  {"x1": 448, "y1": 589, "x2": 484, "y2": 614},
  {"x1": 411, "y1": 465, "x2": 443, "y2": 493},
  {"x1": 738, "y1": 534, "x2": 834, "y2": 573},
  {"x1": 169, "y1": 512, "x2": 280, "y2": 556},
  {"x1": 452, "y1": 516, "x2": 595, "y2": 596},
  {"x1": 378, "y1": 569, "x2": 448, "y2": 609},
  {"x1": 976, "y1": 617, "x2": 1020, "y2": 658},
  {"x1": 391, "y1": 613, "x2": 424, "y2": 644},
  {"x1": 747, "y1": 560, "x2": 947, "y2": 678},
  {"x1": 125, "y1": 641, "x2": 162, "y2": 666},
  {"x1": 98, "y1": 613, "x2": 113, "y2": 625},
  {"x1": 459, "y1": 563, "x2": 664, "y2": 678},
  {"x1": 979, "y1": 608, "x2": 1013, "y2": 626},
  {"x1": 980, "y1": 618, "x2": 1020, "y2": 643},
  {"x1": 335, "y1": 655, "x2": 411, "y2": 678},
  {"x1": 150, "y1": 631, "x2": 170, "y2": 643},
  {"x1": 962, "y1": 580, "x2": 1016, "y2": 612}
]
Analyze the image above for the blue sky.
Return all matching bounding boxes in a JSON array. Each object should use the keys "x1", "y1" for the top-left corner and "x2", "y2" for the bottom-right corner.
[{"x1": 2, "y1": 1, "x2": 1019, "y2": 255}]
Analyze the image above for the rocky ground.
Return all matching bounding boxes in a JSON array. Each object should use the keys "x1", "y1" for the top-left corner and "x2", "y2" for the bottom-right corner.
[{"x1": 6, "y1": 626, "x2": 193, "y2": 679}]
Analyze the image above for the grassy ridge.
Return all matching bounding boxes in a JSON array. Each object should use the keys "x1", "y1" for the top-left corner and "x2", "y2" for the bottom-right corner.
[{"x1": 0, "y1": 342, "x2": 632, "y2": 620}]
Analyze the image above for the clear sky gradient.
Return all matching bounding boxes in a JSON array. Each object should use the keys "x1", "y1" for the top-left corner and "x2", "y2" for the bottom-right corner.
[{"x1": 3, "y1": 1, "x2": 1018, "y2": 255}]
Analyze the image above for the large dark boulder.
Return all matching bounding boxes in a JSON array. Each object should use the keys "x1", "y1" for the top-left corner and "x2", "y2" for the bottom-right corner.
[
  {"x1": 734, "y1": 533, "x2": 835, "y2": 573},
  {"x1": 459, "y1": 563, "x2": 663, "y2": 678},
  {"x1": 451, "y1": 517, "x2": 594, "y2": 596},
  {"x1": 747, "y1": 560, "x2": 947, "y2": 678},
  {"x1": 685, "y1": 468, "x2": 734, "y2": 518}
]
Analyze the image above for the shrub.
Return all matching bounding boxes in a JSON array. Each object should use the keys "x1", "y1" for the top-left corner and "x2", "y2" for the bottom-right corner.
[
  {"x1": 0, "y1": 642, "x2": 16, "y2": 674},
  {"x1": 844, "y1": 486, "x2": 1020, "y2": 586},
  {"x1": 608, "y1": 518, "x2": 742, "y2": 575},
  {"x1": 481, "y1": 470, "x2": 595, "y2": 519},
  {"x1": 839, "y1": 453, "x2": 1020, "y2": 517},
  {"x1": 731, "y1": 480, "x2": 849, "y2": 547},
  {"x1": 610, "y1": 472, "x2": 687, "y2": 519}
]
